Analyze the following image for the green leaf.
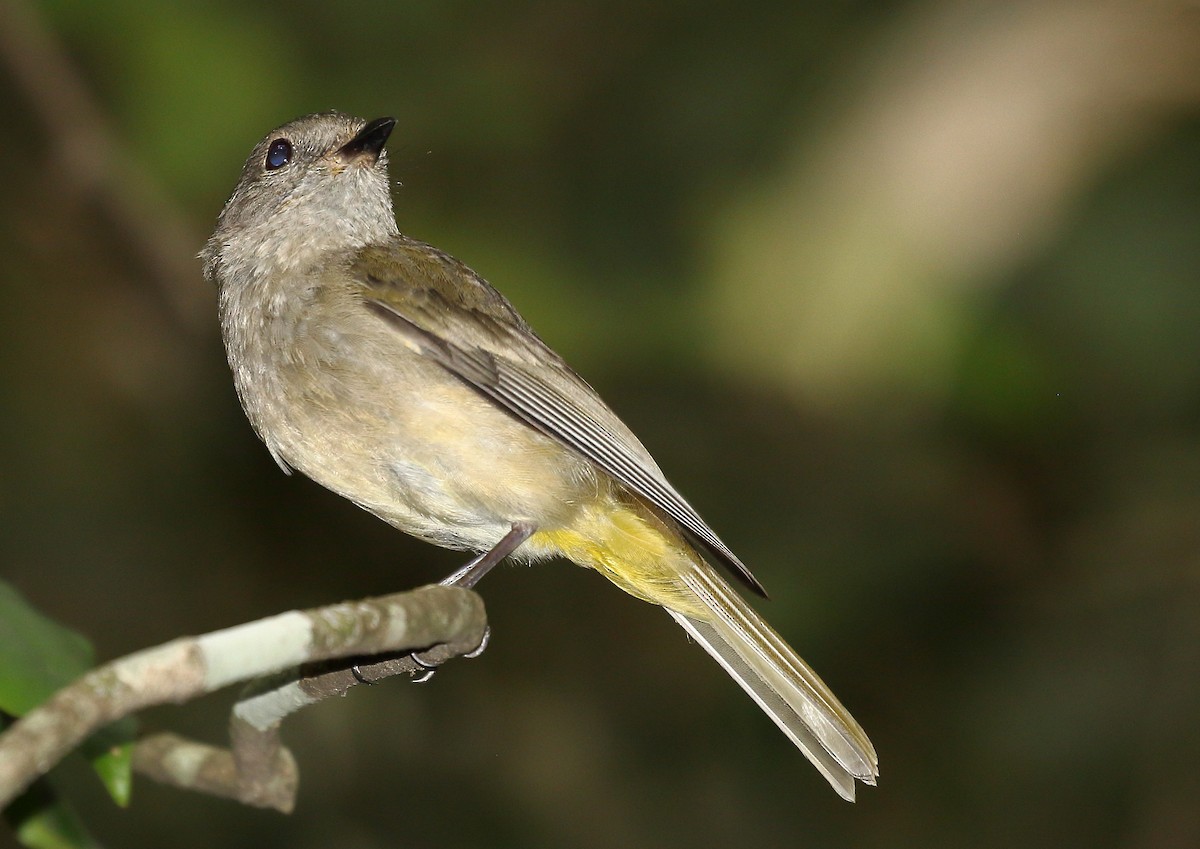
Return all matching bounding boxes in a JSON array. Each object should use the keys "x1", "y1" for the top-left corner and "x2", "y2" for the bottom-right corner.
[
  {"x1": 0, "y1": 580, "x2": 93, "y2": 716},
  {"x1": 80, "y1": 720, "x2": 137, "y2": 808},
  {"x1": 0, "y1": 581, "x2": 136, "y2": 806},
  {"x1": 4, "y1": 772, "x2": 104, "y2": 849}
]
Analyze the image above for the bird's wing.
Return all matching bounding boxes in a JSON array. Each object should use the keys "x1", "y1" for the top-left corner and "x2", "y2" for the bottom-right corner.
[{"x1": 348, "y1": 238, "x2": 767, "y2": 597}]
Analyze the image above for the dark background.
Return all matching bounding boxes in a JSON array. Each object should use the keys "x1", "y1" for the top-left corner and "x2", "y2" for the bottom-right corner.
[{"x1": 3, "y1": 1, "x2": 1200, "y2": 847}]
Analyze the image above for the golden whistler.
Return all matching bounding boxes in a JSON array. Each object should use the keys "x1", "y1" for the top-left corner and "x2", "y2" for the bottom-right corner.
[{"x1": 202, "y1": 112, "x2": 877, "y2": 800}]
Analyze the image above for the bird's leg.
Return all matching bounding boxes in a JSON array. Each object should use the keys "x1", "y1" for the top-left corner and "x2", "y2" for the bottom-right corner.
[
  {"x1": 439, "y1": 521, "x2": 536, "y2": 589},
  {"x1": 352, "y1": 522, "x2": 536, "y2": 684},
  {"x1": 405, "y1": 522, "x2": 536, "y2": 677}
]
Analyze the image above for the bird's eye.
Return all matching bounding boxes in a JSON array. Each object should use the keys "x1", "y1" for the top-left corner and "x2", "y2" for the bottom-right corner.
[{"x1": 265, "y1": 138, "x2": 293, "y2": 170}]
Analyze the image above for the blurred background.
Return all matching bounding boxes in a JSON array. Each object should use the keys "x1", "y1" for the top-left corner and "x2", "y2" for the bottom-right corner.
[{"x1": 3, "y1": 0, "x2": 1200, "y2": 846}]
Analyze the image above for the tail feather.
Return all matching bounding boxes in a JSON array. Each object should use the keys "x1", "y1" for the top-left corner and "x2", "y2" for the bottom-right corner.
[
  {"x1": 535, "y1": 504, "x2": 877, "y2": 798},
  {"x1": 669, "y1": 562, "x2": 878, "y2": 801}
]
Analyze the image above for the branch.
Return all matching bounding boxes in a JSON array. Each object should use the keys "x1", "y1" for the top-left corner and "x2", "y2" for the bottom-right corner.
[{"x1": 0, "y1": 585, "x2": 487, "y2": 812}]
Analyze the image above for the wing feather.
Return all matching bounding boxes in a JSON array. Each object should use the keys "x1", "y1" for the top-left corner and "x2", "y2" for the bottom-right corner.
[{"x1": 352, "y1": 239, "x2": 766, "y2": 596}]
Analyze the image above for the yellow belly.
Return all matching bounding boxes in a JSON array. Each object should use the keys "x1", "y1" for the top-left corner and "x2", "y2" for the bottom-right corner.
[{"x1": 529, "y1": 495, "x2": 708, "y2": 618}]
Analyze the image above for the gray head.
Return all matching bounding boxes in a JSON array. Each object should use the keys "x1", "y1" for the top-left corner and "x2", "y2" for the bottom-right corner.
[{"x1": 202, "y1": 111, "x2": 400, "y2": 286}]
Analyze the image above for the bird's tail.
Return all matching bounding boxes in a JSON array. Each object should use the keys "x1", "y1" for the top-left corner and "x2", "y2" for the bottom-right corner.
[
  {"x1": 666, "y1": 559, "x2": 878, "y2": 800},
  {"x1": 534, "y1": 502, "x2": 878, "y2": 799}
]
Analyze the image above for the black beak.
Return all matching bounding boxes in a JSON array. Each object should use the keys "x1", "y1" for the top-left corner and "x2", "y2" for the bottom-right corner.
[{"x1": 337, "y1": 117, "x2": 396, "y2": 164}]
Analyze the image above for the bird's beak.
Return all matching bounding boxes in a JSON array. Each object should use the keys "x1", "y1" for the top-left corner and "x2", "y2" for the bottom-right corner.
[{"x1": 337, "y1": 117, "x2": 396, "y2": 165}]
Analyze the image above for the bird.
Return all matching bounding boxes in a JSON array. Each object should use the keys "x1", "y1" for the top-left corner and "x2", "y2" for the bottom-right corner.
[{"x1": 201, "y1": 111, "x2": 878, "y2": 800}]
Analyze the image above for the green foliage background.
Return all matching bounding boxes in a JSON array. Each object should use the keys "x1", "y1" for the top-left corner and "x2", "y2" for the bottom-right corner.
[{"x1": 3, "y1": 1, "x2": 1199, "y2": 847}]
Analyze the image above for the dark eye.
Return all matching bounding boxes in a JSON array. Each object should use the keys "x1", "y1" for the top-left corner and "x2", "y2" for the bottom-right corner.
[{"x1": 265, "y1": 138, "x2": 293, "y2": 170}]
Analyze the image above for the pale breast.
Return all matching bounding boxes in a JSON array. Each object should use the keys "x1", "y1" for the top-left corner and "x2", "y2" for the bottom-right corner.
[{"x1": 239, "y1": 290, "x2": 599, "y2": 551}]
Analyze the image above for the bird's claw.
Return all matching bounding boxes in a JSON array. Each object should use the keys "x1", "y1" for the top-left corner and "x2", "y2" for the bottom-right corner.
[
  {"x1": 408, "y1": 625, "x2": 491, "y2": 682},
  {"x1": 465, "y1": 625, "x2": 491, "y2": 659}
]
